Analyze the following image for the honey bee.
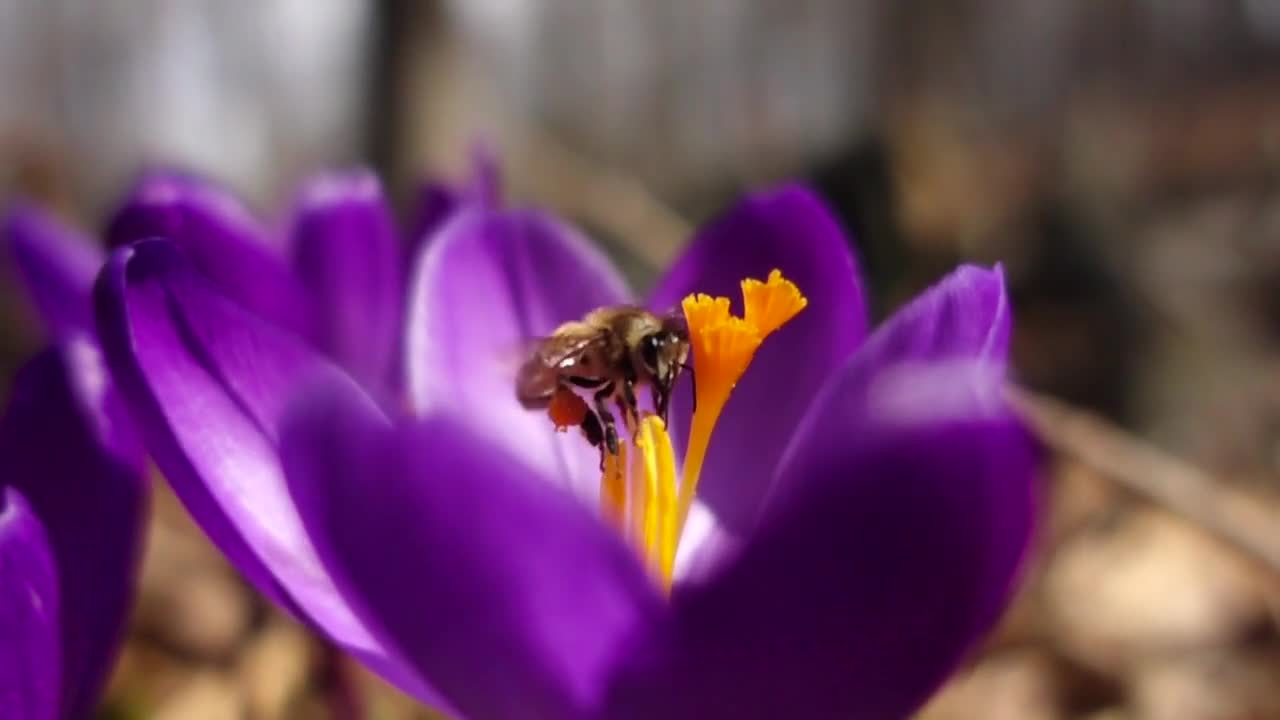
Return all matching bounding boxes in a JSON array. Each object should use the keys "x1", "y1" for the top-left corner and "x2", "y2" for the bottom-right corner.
[{"x1": 516, "y1": 306, "x2": 692, "y2": 463}]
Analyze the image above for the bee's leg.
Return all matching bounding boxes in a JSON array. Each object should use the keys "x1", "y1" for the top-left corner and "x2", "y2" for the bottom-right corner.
[
  {"x1": 580, "y1": 409, "x2": 607, "y2": 470},
  {"x1": 651, "y1": 382, "x2": 669, "y2": 426},
  {"x1": 620, "y1": 379, "x2": 639, "y2": 433},
  {"x1": 683, "y1": 363, "x2": 696, "y2": 416},
  {"x1": 653, "y1": 365, "x2": 692, "y2": 425},
  {"x1": 581, "y1": 409, "x2": 604, "y2": 448},
  {"x1": 593, "y1": 385, "x2": 619, "y2": 459}
]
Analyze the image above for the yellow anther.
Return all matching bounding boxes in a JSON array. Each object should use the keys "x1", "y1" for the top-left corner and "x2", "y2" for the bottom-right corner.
[
  {"x1": 629, "y1": 415, "x2": 680, "y2": 589},
  {"x1": 600, "y1": 444, "x2": 627, "y2": 532},
  {"x1": 645, "y1": 419, "x2": 679, "y2": 588},
  {"x1": 742, "y1": 269, "x2": 808, "y2": 338},
  {"x1": 626, "y1": 440, "x2": 648, "y2": 549},
  {"x1": 632, "y1": 426, "x2": 660, "y2": 576},
  {"x1": 600, "y1": 415, "x2": 678, "y2": 590}
]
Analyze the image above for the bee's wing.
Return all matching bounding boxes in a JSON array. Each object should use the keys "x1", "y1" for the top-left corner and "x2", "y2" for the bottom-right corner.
[
  {"x1": 512, "y1": 323, "x2": 605, "y2": 408},
  {"x1": 534, "y1": 323, "x2": 607, "y2": 368}
]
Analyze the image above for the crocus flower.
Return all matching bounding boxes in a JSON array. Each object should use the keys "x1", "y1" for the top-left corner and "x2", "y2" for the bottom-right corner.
[
  {"x1": 0, "y1": 201, "x2": 151, "y2": 719},
  {"x1": 94, "y1": 172, "x2": 1037, "y2": 719},
  {"x1": 0, "y1": 338, "x2": 149, "y2": 719},
  {"x1": 103, "y1": 156, "x2": 496, "y2": 401}
]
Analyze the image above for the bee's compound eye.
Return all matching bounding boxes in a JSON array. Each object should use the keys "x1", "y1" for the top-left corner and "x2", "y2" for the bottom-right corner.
[{"x1": 641, "y1": 334, "x2": 661, "y2": 371}]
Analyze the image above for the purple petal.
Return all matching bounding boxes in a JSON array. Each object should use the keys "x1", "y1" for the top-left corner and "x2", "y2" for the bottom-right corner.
[
  {"x1": 281, "y1": 375, "x2": 662, "y2": 718},
  {"x1": 289, "y1": 170, "x2": 403, "y2": 392},
  {"x1": 406, "y1": 145, "x2": 502, "y2": 253},
  {"x1": 855, "y1": 263, "x2": 1011, "y2": 371},
  {"x1": 404, "y1": 208, "x2": 630, "y2": 499},
  {"x1": 607, "y1": 362, "x2": 1038, "y2": 720},
  {"x1": 0, "y1": 487, "x2": 60, "y2": 720},
  {"x1": 773, "y1": 263, "x2": 1014, "y2": 501},
  {"x1": 105, "y1": 170, "x2": 315, "y2": 339},
  {"x1": 93, "y1": 239, "x2": 432, "y2": 701},
  {"x1": 0, "y1": 339, "x2": 147, "y2": 718},
  {"x1": 465, "y1": 141, "x2": 503, "y2": 208},
  {"x1": 2, "y1": 201, "x2": 104, "y2": 338},
  {"x1": 649, "y1": 184, "x2": 868, "y2": 533},
  {"x1": 407, "y1": 184, "x2": 465, "y2": 252}
]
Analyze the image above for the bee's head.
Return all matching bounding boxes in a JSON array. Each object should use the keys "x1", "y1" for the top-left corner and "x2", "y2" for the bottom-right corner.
[{"x1": 640, "y1": 313, "x2": 691, "y2": 380}]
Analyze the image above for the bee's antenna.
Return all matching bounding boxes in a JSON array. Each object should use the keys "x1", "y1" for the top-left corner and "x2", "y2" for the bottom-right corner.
[{"x1": 682, "y1": 363, "x2": 697, "y2": 414}]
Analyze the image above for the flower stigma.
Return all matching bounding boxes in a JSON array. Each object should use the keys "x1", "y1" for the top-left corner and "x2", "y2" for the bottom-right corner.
[
  {"x1": 667, "y1": 269, "x2": 806, "y2": 574},
  {"x1": 552, "y1": 270, "x2": 807, "y2": 590}
]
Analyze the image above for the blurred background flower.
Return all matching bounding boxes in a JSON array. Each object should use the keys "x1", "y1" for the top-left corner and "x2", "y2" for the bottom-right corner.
[
  {"x1": 5, "y1": 0, "x2": 1280, "y2": 718},
  {"x1": 0, "y1": 338, "x2": 149, "y2": 720}
]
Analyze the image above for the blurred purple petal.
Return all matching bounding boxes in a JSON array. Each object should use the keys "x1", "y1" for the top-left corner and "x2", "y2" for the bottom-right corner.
[
  {"x1": 649, "y1": 184, "x2": 868, "y2": 532},
  {"x1": 281, "y1": 376, "x2": 662, "y2": 718},
  {"x1": 404, "y1": 208, "x2": 630, "y2": 499},
  {"x1": 855, "y1": 263, "x2": 1011, "y2": 371},
  {"x1": 2, "y1": 201, "x2": 103, "y2": 338},
  {"x1": 773, "y1": 263, "x2": 1014, "y2": 502},
  {"x1": 607, "y1": 363, "x2": 1038, "y2": 720},
  {"x1": 407, "y1": 184, "x2": 465, "y2": 252},
  {"x1": 0, "y1": 339, "x2": 147, "y2": 718},
  {"x1": 465, "y1": 141, "x2": 503, "y2": 208},
  {"x1": 406, "y1": 145, "x2": 502, "y2": 253},
  {"x1": 93, "y1": 239, "x2": 432, "y2": 700},
  {"x1": 0, "y1": 487, "x2": 60, "y2": 720},
  {"x1": 290, "y1": 170, "x2": 403, "y2": 392},
  {"x1": 106, "y1": 170, "x2": 315, "y2": 339}
]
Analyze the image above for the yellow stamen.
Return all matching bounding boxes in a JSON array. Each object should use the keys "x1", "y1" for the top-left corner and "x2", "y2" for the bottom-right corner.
[
  {"x1": 580, "y1": 269, "x2": 805, "y2": 592},
  {"x1": 596, "y1": 416, "x2": 678, "y2": 589},
  {"x1": 600, "y1": 444, "x2": 627, "y2": 531},
  {"x1": 626, "y1": 439, "x2": 647, "y2": 547},
  {"x1": 648, "y1": 420, "x2": 679, "y2": 588},
  {"x1": 633, "y1": 425, "x2": 660, "y2": 575}
]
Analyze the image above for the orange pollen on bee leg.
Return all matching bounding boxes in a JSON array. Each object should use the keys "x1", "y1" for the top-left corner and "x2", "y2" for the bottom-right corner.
[{"x1": 547, "y1": 387, "x2": 589, "y2": 430}]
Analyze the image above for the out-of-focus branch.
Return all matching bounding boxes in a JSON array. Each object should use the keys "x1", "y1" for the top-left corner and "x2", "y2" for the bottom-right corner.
[{"x1": 1008, "y1": 386, "x2": 1280, "y2": 577}]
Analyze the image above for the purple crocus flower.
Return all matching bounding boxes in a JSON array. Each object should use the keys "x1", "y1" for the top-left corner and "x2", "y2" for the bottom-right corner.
[
  {"x1": 0, "y1": 203, "x2": 150, "y2": 719},
  {"x1": 0, "y1": 159, "x2": 482, "y2": 717},
  {"x1": 0, "y1": 338, "x2": 149, "y2": 719},
  {"x1": 102, "y1": 159, "x2": 495, "y2": 399},
  {"x1": 93, "y1": 169, "x2": 1037, "y2": 719}
]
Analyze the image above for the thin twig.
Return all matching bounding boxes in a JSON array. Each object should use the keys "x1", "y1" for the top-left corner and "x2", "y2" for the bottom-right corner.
[
  {"x1": 1007, "y1": 386, "x2": 1280, "y2": 577},
  {"x1": 317, "y1": 640, "x2": 364, "y2": 720}
]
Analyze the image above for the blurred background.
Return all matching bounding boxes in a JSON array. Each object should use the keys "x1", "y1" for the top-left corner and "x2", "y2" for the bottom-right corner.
[{"x1": 5, "y1": 0, "x2": 1280, "y2": 718}]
